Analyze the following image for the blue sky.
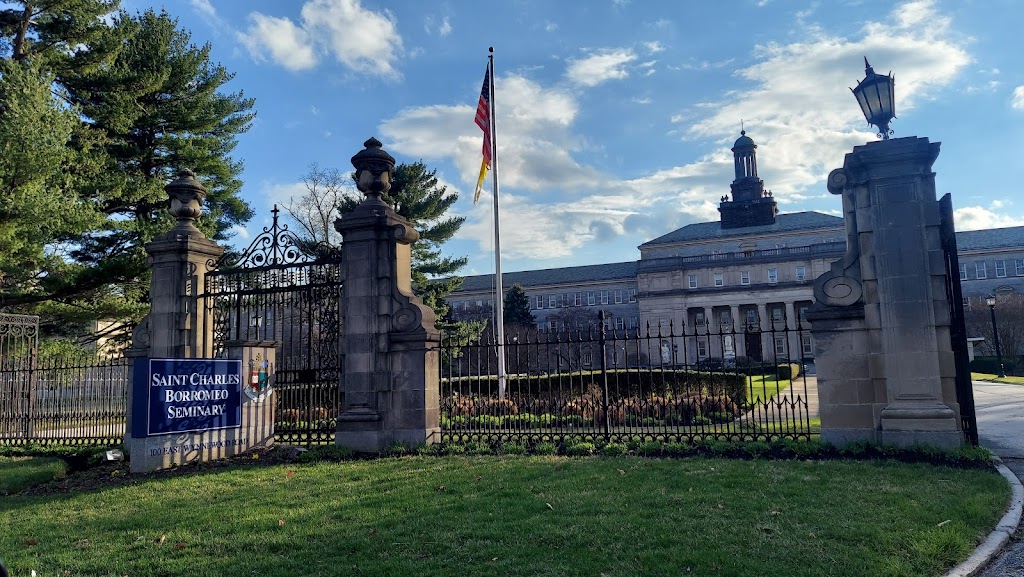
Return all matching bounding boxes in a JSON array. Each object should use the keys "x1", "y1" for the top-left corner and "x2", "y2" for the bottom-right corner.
[{"x1": 132, "y1": 0, "x2": 1022, "y2": 276}]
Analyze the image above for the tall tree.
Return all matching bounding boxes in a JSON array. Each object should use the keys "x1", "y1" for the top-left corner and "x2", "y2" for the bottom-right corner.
[
  {"x1": 0, "y1": 59, "x2": 97, "y2": 295},
  {"x1": 0, "y1": 6, "x2": 255, "y2": 339},
  {"x1": 503, "y1": 284, "x2": 536, "y2": 332},
  {"x1": 282, "y1": 162, "x2": 349, "y2": 254}
]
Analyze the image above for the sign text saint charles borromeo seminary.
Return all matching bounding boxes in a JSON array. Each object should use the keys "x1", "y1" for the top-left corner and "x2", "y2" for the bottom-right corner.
[
  {"x1": 128, "y1": 354, "x2": 277, "y2": 473},
  {"x1": 132, "y1": 358, "x2": 245, "y2": 437}
]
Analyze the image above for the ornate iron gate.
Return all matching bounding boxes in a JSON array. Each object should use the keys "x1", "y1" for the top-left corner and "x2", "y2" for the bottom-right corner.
[
  {"x1": 939, "y1": 193, "x2": 978, "y2": 445},
  {"x1": 0, "y1": 314, "x2": 39, "y2": 439},
  {"x1": 201, "y1": 208, "x2": 343, "y2": 445}
]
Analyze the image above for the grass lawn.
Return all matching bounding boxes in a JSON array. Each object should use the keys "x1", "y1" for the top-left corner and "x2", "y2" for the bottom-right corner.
[
  {"x1": 0, "y1": 456, "x2": 66, "y2": 496},
  {"x1": 971, "y1": 372, "x2": 1024, "y2": 385},
  {"x1": 0, "y1": 455, "x2": 1009, "y2": 577},
  {"x1": 747, "y1": 374, "x2": 792, "y2": 403}
]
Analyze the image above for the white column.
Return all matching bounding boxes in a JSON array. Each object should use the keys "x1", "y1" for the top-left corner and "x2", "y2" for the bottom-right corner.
[
  {"x1": 785, "y1": 301, "x2": 798, "y2": 362},
  {"x1": 731, "y1": 305, "x2": 744, "y2": 357}
]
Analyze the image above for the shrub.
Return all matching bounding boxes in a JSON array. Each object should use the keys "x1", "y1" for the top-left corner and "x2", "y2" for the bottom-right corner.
[
  {"x1": 775, "y1": 363, "x2": 802, "y2": 380},
  {"x1": 499, "y1": 442, "x2": 527, "y2": 455},
  {"x1": 532, "y1": 441, "x2": 558, "y2": 455},
  {"x1": 464, "y1": 440, "x2": 493, "y2": 455},
  {"x1": 637, "y1": 440, "x2": 664, "y2": 456},
  {"x1": 441, "y1": 444, "x2": 467, "y2": 456},
  {"x1": 564, "y1": 442, "x2": 596, "y2": 457},
  {"x1": 601, "y1": 442, "x2": 627, "y2": 456}
]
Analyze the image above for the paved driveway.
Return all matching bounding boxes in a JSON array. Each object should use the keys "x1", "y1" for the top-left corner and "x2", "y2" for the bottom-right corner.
[{"x1": 973, "y1": 381, "x2": 1024, "y2": 577}]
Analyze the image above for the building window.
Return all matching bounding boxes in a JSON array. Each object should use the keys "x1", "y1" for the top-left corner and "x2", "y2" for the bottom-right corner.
[
  {"x1": 697, "y1": 338, "x2": 708, "y2": 358},
  {"x1": 614, "y1": 289, "x2": 623, "y2": 304},
  {"x1": 587, "y1": 291, "x2": 596, "y2": 306},
  {"x1": 801, "y1": 335, "x2": 813, "y2": 356},
  {"x1": 476, "y1": 300, "x2": 483, "y2": 308},
  {"x1": 535, "y1": 296, "x2": 544, "y2": 310},
  {"x1": 629, "y1": 317, "x2": 638, "y2": 330},
  {"x1": 547, "y1": 319, "x2": 558, "y2": 332},
  {"x1": 695, "y1": 311, "x2": 705, "y2": 326},
  {"x1": 774, "y1": 336, "x2": 787, "y2": 356},
  {"x1": 768, "y1": 268, "x2": 778, "y2": 283},
  {"x1": 740, "y1": 271, "x2": 750, "y2": 285},
  {"x1": 600, "y1": 290, "x2": 609, "y2": 305},
  {"x1": 615, "y1": 317, "x2": 625, "y2": 330},
  {"x1": 962, "y1": 297, "x2": 970, "y2": 309},
  {"x1": 799, "y1": 306, "x2": 809, "y2": 323},
  {"x1": 796, "y1": 266, "x2": 806, "y2": 281},
  {"x1": 746, "y1": 309, "x2": 757, "y2": 325},
  {"x1": 714, "y1": 273, "x2": 724, "y2": 287},
  {"x1": 996, "y1": 260, "x2": 1007, "y2": 278},
  {"x1": 720, "y1": 310, "x2": 731, "y2": 327},
  {"x1": 688, "y1": 274, "x2": 697, "y2": 289},
  {"x1": 771, "y1": 307, "x2": 783, "y2": 322},
  {"x1": 628, "y1": 289, "x2": 637, "y2": 303},
  {"x1": 573, "y1": 292, "x2": 582, "y2": 306},
  {"x1": 959, "y1": 264, "x2": 967, "y2": 280},
  {"x1": 1017, "y1": 259, "x2": 1024, "y2": 276},
  {"x1": 976, "y1": 262, "x2": 987, "y2": 279},
  {"x1": 548, "y1": 295, "x2": 557, "y2": 308},
  {"x1": 603, "y1": 316, "x2": 612, "y2": 330},
  {"x1": 582, "y1": 350, "x2": 592, "y2": 365}
]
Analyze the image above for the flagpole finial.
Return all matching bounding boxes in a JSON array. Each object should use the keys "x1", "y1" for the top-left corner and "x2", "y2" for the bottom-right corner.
[{"x1": 489, "y1": 46, "x2": 494, "y2": 53}]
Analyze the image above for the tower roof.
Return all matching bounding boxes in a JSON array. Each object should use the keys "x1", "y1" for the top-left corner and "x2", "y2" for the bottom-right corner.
[{"x1": 732, "y1": 130, "x2": 755, "y2": 150}]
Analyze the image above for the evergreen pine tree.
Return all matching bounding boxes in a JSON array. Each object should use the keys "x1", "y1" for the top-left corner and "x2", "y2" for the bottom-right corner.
[
  {"x1": 0, "y1": 6, "x2": 255, "y2": 340},
  {"x1": 503, "y1": 284, "x2": 536, "y2": 331}
]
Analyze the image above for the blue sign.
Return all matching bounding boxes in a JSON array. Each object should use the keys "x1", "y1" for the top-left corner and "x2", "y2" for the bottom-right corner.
[{"x1": 132, "y1": 358, "x2": 243, "y2": 437}]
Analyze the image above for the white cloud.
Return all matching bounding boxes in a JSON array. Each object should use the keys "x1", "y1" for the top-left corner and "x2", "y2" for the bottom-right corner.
[
  {"x1": 237, "y1": 0, "x2": 402, "y2": 77},
  {"x1": 237, "y1": 14, "x2": 317, "y2": 72},
  {"x1": 439, "y1": 16, "x2": 453, "y2": 37},
  {"x1": 643, "y1": 41, "x2": 665, "y2": 54},
  {"x1": 678, "y1": 0, "x2": 969, "y2": 197},
  {"x1": 632, "y1": 96, "x2": 652, "y2": 105},
  {"x1": 566, "y1": 48, "x2": 637, "y2": 87},
  {"x1": 190, "y1": 0, "x2": 216, "y2": 18},
  {"x1": 1012, "y1": 86, "x2": 1024, "y2": 110},
  {"x1": 544, "y1": 21, "x2": 558, "y2": 32},
  {"x1": 954, "y1": 206, "x2": 1024, "y2": 230},
  {"x1": 229, "y1": 224, "x2": 251, "y2": 240},
  {"x1": 262, "y1": 181, "x2": 309, "y2": 210},
  {"x1": 375, "y1": 0, "x2": 973, "y2": 263}
]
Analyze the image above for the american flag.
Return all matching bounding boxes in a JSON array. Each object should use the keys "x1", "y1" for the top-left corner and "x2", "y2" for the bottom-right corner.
[{"x1": 473, "y1": 65, "x2": 492, "y2": 203}]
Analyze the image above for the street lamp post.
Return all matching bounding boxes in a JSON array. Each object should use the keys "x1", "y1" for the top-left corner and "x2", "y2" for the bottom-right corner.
[
  {"x1": 851, "y1": 57, "x2": 896, "y2": 140},
  {"x1": 986, "y1": 294, "x2": 1007, "y2": 378}
]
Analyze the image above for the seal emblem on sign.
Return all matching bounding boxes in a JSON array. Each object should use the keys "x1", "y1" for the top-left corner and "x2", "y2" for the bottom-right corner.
[{"x1": 245, "y1": 354, "x2": 273, "y2": 402}]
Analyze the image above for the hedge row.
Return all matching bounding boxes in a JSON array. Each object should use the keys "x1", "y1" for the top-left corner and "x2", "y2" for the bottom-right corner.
[{"x1": 442, "y1": 368, "x2": 748, "y2": 402}]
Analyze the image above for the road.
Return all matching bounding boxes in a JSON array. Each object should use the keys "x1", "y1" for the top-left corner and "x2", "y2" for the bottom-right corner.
[{"x1": 973, "y1": 381, "x2": 1024, "y2": 577}]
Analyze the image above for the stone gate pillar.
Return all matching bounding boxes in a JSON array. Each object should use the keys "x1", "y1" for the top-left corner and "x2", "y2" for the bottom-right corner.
[
  {"x1": 125, "y1": 171, "x2": 224, "y2": 453},
  {"x1": 808, "y1": 137, "x2": 962, "y2": 448},
  {"x1": 334, "y1": 138, "x2": 441, "y2": 452}
]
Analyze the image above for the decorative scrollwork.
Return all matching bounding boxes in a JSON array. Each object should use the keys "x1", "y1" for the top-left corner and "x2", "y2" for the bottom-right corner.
[
  {"x1": 214, "y1": 206, "x2": 338, "y2": 271},
  {"x1": 819, "y1": 276, "x2": 863, "y2": 307},
  {"x1": 827, "y1": 168, "x2": 848, "y2": 195}
]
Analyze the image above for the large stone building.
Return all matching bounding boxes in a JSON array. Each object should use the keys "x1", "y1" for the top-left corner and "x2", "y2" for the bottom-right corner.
[{"x1": 447, "y1": 132, "x2": 1024, "y2": 365}]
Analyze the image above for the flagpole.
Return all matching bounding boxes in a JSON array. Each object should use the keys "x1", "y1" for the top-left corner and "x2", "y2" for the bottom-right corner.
[{"x1": 488, "y1": 47, "x2": 507, "y2": 399}]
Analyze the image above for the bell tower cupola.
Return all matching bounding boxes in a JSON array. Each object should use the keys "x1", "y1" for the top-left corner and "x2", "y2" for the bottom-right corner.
[{"x1": 718, "y1": 130, "x2": 778, "y2": 229}]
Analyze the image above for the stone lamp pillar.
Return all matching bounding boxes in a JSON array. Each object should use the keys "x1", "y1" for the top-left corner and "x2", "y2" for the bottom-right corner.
[
  {"x1": 335, "y1": 138, "x2": 441, "y2": 452},
  {"x1": 808, "y1": 137, "x2": 962, "y2": 448}
]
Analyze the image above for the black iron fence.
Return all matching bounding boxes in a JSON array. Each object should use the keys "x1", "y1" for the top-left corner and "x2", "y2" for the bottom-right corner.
[
  {"x1": 440, "y1": 313, "x2": 814, "y2": 448},
  {"x1": 0, "y1": 353, "x2": 129, "y2": 446}
]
